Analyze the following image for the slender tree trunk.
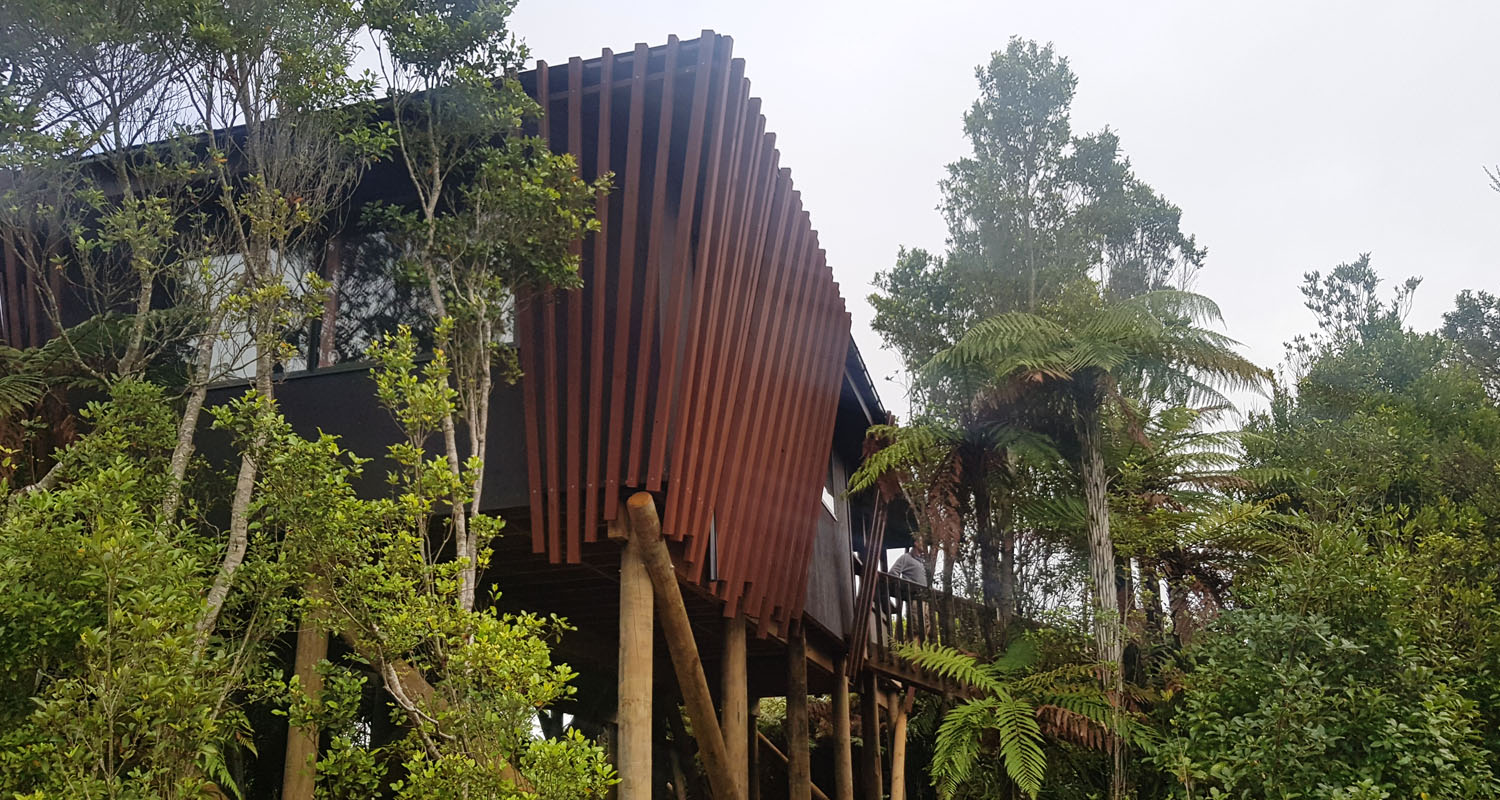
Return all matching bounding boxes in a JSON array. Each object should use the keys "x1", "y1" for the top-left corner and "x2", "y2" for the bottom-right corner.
[
  {"x1": 997, "y1": 499, "x2": 1017, "y2": 640},
  {"x1": 1167, "y1": 568, "x2": 1195, "y2": 646},
  {"x1": 940, "y1": 546, "x2": 957, "y2": 645},
  {"x1": 974, "y1": 482, "x2": 1000, "y2": 650},
  {"x1": 161, "y1": 329, "x2": 219, "y2": 523},
  {"x1": 195, "y1": 327, "x2": 274, "y2": 653},
  {"x1": 1076, "y1": 393, "x2": 1124, "y2": 800}
]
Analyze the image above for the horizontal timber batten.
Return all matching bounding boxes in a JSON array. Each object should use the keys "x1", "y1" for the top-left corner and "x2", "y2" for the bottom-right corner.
[{"x1": 517, "y1": 32, "x2": 851, "y2": 637}]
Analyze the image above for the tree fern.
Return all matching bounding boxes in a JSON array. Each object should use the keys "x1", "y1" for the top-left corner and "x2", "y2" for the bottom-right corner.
[{"x1": 902, "y1": 637, "x2": 1138, "y2": 799}]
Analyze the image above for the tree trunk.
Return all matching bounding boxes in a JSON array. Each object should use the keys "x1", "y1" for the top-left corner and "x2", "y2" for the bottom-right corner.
[
  {"x1": 975, "y1": 482, "x2": 1000, "y2": 650},
  {"x1": 997, "y1": 497, "x2": 1017, "y2": 640},
  {"x1": 1076, "y1": 394, "x2": 1124, "y2": 800},
  {"x1": 939, "y1": 548, "x2": 957, "y2": 645},
  {"x1": 1167, "y1": 568, "x2": 1195, "y2": 646},
  {"x1": 1141, "y1": 560, "x2": 1163, "y2": 638},
  {"x1": 195, "y1": 335, "x2": 274, "y2": 653}
]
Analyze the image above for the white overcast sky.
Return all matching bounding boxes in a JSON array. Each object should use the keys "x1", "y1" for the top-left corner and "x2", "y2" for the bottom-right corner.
[{"x1": 507, "y1": 0, "x2": 1500, "y2": 421}]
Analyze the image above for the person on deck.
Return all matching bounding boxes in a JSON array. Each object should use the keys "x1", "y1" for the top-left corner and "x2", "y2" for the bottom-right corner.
[{"x1": 890, "y1": 539, "x2": 928, "y2": 586}]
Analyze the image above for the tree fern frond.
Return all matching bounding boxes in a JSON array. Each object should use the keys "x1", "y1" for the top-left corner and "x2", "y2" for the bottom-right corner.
[
  {"x1": 898, "y1": 642, "x2": 1009, "y2": 696},
  {"x1": 931, "y1": 698, "x2": 992, "y2": 798},
  {"x1": 990, "y1": 695, "x2": 1048, "y2": 797}
]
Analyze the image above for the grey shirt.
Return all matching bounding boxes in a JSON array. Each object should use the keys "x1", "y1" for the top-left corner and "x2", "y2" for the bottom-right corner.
[{"x1": 890, "y1": 550, "x2": 928, "y2": 586}]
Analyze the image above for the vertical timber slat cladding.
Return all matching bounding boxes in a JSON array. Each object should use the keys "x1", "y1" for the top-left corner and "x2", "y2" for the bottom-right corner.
[
  {"x1": 740, "y1": 233, "x2": 822, "y2": 620},
  {"x1": 661, "y1": 58, "x2": 747, "y2": 534},
  {"x1": 691, "y1": 166, "x2": 794, "y2": 586},
  {"x1": 520, "y1": 55, "x2": 547, "y2": 554},
  {"x1": 684, "y1": 122, "x2": 777, "y2": 570},
  {"x1": 537, "y1": 60, "x2": 564, "y2": 565},
  {"x1": 583, "y1": 49, "x2": 614, "y2": 545},
  {"x1": 647, "y1": 33, "x2": 721, "y2": 492},
  {"x1": 752, "y1": 257, "x2": 839, "y2": 630},
  {"x1": 517, "y1": 34, "x2": 850, "y2": 636},
  {"x1": 565, "y1": 57, "x2": 585, "y2": 562},
  {"x1": 626, "y1": 35, "x2": 677, "y2": 487},
  {"x1": 713, "y1": 185, "x2": 802, "y2": 609},
  {"x1": 788, "y1": 285, "x2": 852, "y2": 623},
  {"x1": 722, "y1": 209, "x2": 814, "y2": 616},
  {"x1": 603, "y1": 43, "x2": 650, "y2": 524},
  {"x1": 771, "y1": 264, "x2": 850, "y2": 627},
  {"x1": 667, "y1": 89, "x2": 760, "y2": 541}
]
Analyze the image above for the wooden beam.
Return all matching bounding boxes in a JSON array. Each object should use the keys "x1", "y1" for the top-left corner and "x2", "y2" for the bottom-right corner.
[
  {"x1": 626, "y1": 492, "x2": 743, "y2": 800},
  {"x1": 618, "y1": 535, "x2": 653, "y2": 800},
  {"x1": 832, "y1": 655, "x2": 854, "y2": 800},
  {"x1": 859, "y1": 672, "x2": 882, "y2": 800},
  {"x1": 723, "y1": 616, "x2": 749, "y2": 789},
  {"x1": 787, "y1": 630, "x2": 811, "y2": 800}
]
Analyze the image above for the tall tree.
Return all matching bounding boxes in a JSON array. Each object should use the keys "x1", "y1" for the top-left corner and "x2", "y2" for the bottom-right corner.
[
  {"x1": 930, "y1": 288, "x2": 1265, "y2": 796},
  {"x1": 365, "y1": 0, "x2": 606, "y2": 611}
]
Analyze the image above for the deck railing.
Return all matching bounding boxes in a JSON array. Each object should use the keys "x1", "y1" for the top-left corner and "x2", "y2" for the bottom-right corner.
[{"x1": 856, "y1": 569, "x2": 1002, "y2": 686}]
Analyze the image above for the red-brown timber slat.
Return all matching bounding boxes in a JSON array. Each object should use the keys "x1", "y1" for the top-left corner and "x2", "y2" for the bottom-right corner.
[
  {"x1": 786, "y1": 282, "x2": 851, "y2": 620},
  {"x1": 729, "y1": 217, "x2": 822, "y2": 618},
  {"x1": 696, "y1": 170, "x2": 798, "y2": 579},
  {"x1": 780, "y1": 280, "x2": 852, "y2": 624},
  {"x1": 602, "y1": 43, "x2": 650, "y2": 524},
  {"x1": 647, "y1": 32, "x2": 721, "y2": 492},
  {"x1": 720, "y1": 209, "x2": 813, "y2": 615},
  {"x1": 520, "y1": 270, "x2": 545, "y2": 554},
  {"x1": 683, "y1": 130, "x2": 779, "y2": 579},
  {"x1": 661, "y1": 64, "x2": 748, "y2": 536},
  {"x1": 626, "y1": 35, "x2": 678, "y2": 486},
  {"x1": 669, "y1": 88, "x2": 762, "y2": 543},
  {"x1": 536, "y1": 61, "x2": 565, "y2": 564},
  {"x1": 710, "y1": 182, "x2": 801, "y2": 601},
  {"x1": 514, "y1": 36, "x2": 857, "y2": 634},
  {"x1": 518, "y1": 57, "x2": 549, "y2": 555},
  {"x1": 782, "y1": 278, "x2": 852, "y2": 623},
  {"x1": 564, "y1": 57, "x2": 585, "y2": 562},
  {"x1": 788, "y1": 304, "x2": 852, "y2": 623},
  {"x1": 682, "y1": 121, "x2": 777, "y2": 550},
  {"x1": 582, "y1": 48, "x2": 614, "y2": 544},
  {"x1": 746, "y1": 247, "x2": 831, "y2": 628},
  {"x1": 667, "y1": 85, "x2": 757, "y2": 541},
  {"x1": 752, "y1": 262, "x2": 844, "y2": 630}
]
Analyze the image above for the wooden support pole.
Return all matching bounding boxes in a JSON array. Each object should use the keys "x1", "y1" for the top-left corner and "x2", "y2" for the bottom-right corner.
[
  {"x1": 625, "y1": 493, "x2": 743, "y2": 800},
  {"x1": 618, "y1": 534, "x2": 654, "y2": 800},
  {"x1": 281, "y1": 613, "x2": 327, "y2": 800},
  {"x1": 859, "y1": 673, "x2": 882, "y2": 800},
  {"x1": 723, "y1": 616, "x2": 749, "y2": 791},
  {"x1": 787, "y1": 630, "x2": 811, "y2": 800},
  {"x1": 748, "y1": 698, "x2": 762, "y2": 800},
  {"x1": 889, "y1": 689, "x2": 911, "y2": 800},
  {"x1": 832, "y1": 656, "x2": 854, "y2": 800}
]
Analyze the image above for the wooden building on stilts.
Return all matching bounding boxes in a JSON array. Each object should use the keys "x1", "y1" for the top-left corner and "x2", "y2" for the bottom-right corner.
[{"x1": 0, "y1": 31, "x2": 977, "y2": 800}]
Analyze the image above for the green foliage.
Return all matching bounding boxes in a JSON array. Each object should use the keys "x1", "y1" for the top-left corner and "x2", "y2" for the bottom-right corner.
[
  {"x1": 903, "y1": 638, "x2": 1146, "y2": 799},
  {"x1": 1156, "y1": 525, "x2": 1500, "y2": 799}
]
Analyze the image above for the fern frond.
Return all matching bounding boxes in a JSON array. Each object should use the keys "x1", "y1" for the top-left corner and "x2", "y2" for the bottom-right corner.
[{"x1": 897, "y1": 642, "x2": 1009, "y2": 696}]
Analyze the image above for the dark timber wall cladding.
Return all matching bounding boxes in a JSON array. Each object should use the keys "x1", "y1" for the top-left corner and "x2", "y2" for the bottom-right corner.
[{"x1": 517, "y1": 32, "x2": 852, "y2": 637}]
